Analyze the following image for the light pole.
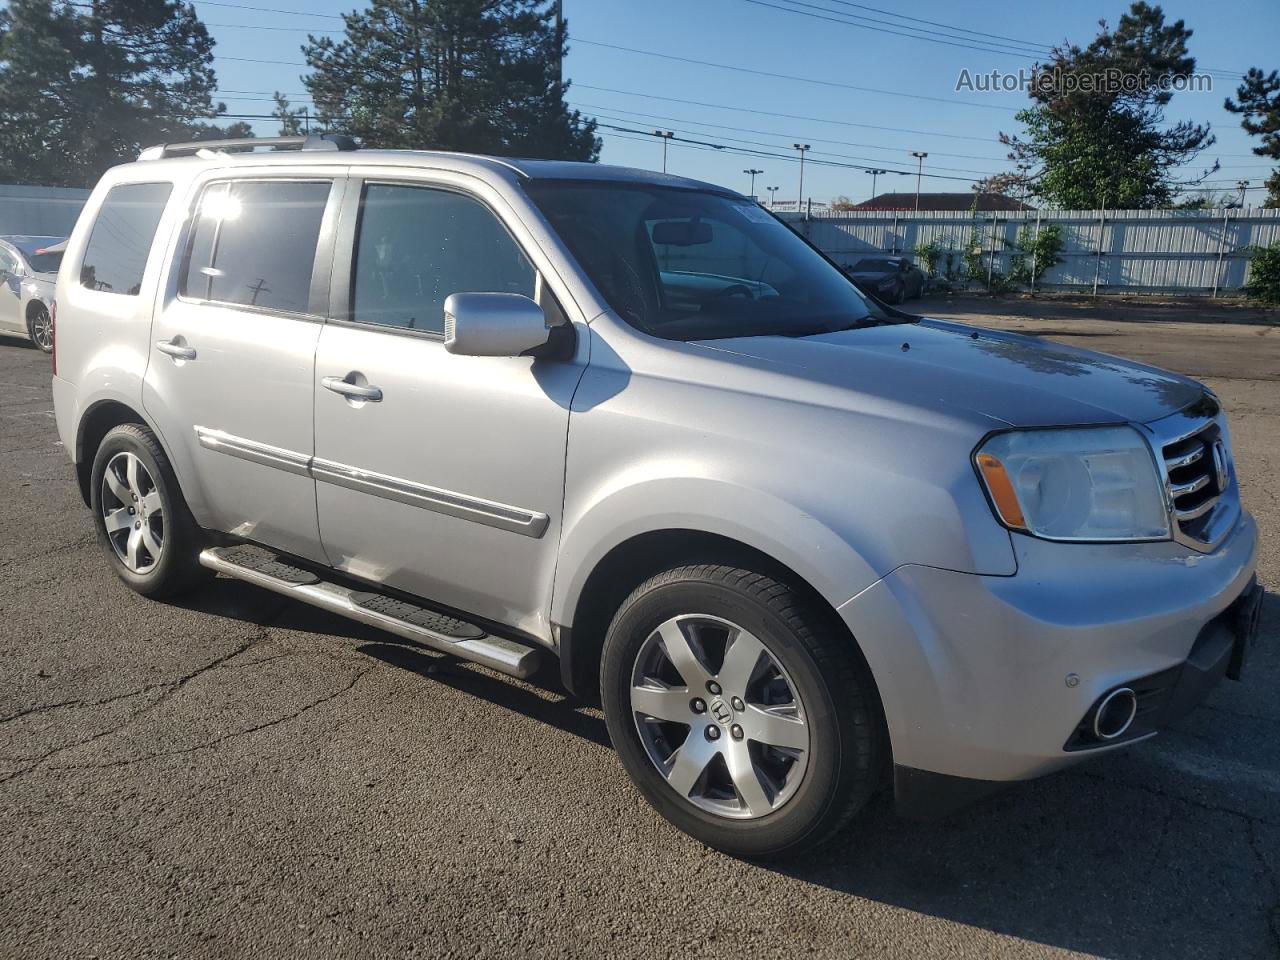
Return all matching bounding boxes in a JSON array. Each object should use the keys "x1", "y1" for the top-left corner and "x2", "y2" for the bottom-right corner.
[
  {"x1": 1236, "y1": 180, "x2": 1250, "y2": 208},
  {"x1": 766, "y1": 186, "x2": 779, "y2": 208},
  {"x1": 910, "y1": 152, "x2": 928, "y2": 211},
  {"x1": 653, "y1": 130, "x2": 674, "y2": 173},
  {"x1": 743, "y1": 168, "x2": 763, "y2": 198},
  {"x1": 865, "y1": 168, "x2": 887, "y2": 204},
  {"x1": 793, "y1": 144, "x2": 810, "y2": 210}
]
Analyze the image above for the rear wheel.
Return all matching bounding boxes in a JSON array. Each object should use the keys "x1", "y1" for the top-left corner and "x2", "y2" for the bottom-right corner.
[
  {"x1": 27, "y1": 304, "x2": 52, "y2": 353},
  {"x1": 89, "y1": 424, "x2": 210, "y2": 599},
  {"x1": 601, "y1": 564, "x2": 884, "y2": 858}
]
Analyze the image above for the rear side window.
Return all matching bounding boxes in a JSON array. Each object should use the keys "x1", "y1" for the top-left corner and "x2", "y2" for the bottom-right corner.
[
  {"x1": 182, "y1": 180, "x2": 330, "y2": 314},
  {"x1": 351, "y1": 183, "x2": 535, "y2": 333},
  {"x1": 80, "y1": 182, "x2": 172, "y2": 295}
]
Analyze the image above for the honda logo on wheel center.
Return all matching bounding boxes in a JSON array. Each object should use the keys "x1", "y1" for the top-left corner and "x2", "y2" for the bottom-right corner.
[{"x1": 709, "y1": 698, "x2": 734, "y2": 725}]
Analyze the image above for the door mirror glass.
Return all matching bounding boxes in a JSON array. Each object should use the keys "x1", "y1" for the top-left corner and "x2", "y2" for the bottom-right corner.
[{"x1": 443, "y1": 293, "x2": 549, "y2": 357}]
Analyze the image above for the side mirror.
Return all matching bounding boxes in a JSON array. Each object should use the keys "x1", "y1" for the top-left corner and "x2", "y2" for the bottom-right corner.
[{"x1": 443, "y1": 292, "x2": 550, "y2": 358}]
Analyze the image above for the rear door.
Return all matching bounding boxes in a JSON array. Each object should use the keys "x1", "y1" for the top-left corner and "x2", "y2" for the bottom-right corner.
[
  {"x1": 311, "y1": 175, "x2": 587, "y2": 639},
  {"x1": 143, "y1": 173, "x2": 344, "y2": 561}
]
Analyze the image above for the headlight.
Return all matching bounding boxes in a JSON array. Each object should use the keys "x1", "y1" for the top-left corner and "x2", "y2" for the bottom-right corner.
[{"x1": 974, "y1": 426, "x2": 1170, "y2": 542}]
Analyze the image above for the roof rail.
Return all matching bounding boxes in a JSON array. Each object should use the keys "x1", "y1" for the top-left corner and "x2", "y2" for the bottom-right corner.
[{"x1": 137, "y1": 133, "x2": 358, "y2": 161}]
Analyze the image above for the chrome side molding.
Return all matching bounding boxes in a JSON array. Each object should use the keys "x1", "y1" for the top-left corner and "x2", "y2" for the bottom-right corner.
[{"x1": 192, "y1": 426, "x2": 549, "y2": 538}]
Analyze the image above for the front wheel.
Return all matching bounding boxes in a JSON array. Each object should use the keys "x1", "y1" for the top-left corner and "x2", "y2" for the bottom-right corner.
[
  {"x1": 601, "y1": 564, "x2": 885, "y2": 858},
  {"x1": 27, "y1": 304, "x2": 52, "y2": 353}
]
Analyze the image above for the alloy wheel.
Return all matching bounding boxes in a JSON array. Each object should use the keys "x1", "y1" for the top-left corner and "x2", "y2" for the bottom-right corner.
[
  {"x1": 29, "y1": 307, "x2": 52, "y2": 351},
  {"x1": 630, "y1": 614, "x2": 810, "y2": 819},
  {"x1": 100, "y1": 451, "x2": 164, "y2": 574}
]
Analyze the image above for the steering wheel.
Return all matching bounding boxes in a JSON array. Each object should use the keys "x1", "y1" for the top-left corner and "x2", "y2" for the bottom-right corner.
[{"x1": 710, "y1": 283, "x2": 755, "y2": 301}]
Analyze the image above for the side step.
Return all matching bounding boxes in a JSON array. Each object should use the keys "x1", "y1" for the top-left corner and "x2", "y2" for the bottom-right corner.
[{"x1": 198, "y1": 546, "x2": 541, "y2": 679}]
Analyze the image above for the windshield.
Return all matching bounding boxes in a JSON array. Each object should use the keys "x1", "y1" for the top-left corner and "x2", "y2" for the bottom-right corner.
[
  {"x1": 525, "y1": 181, "x2": 892, "y2": 340},
  {"x1": 11, "y1": 238, "x2": 64, "y2": 274},
  {"x1": 27, "y1": 250, "x2": 63, "y2": 274}
]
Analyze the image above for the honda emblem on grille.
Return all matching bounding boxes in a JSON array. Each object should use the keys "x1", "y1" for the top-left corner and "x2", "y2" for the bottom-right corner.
[{"x1": 1211, "y1": 439, "x2": 1229, "y2": 492}]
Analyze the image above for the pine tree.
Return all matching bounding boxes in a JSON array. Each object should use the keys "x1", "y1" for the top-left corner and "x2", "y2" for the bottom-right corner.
[
  {"x1": 1225, "y1": 68, "x2": 1280, "y2": 208},
  {"x1": 0, "y1": 0, "x2": 245, "y2": 187},
  {"x1": 994, "y1": 2, "x2": 1215, "y2": 209},
  {"x1": 302, "y1": 0, "x2": 598, "y2": 160}
]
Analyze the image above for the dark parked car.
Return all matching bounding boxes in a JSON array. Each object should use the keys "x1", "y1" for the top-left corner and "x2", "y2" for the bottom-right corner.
[{"x1": 845, "y1": 256, "x2": 925, "y2": 304}]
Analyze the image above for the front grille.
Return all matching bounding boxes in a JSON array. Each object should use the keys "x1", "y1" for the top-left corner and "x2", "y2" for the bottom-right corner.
[{"x1": 1161, "y1": 421, "x2": 1226, "y2": 541}]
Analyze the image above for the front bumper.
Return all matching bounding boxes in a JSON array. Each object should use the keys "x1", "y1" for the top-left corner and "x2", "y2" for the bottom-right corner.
[{"x1": 838, "y1": 510, "x2": 1259, "y2": 789}]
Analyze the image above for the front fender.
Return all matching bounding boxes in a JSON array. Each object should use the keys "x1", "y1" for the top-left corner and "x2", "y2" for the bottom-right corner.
[{"x1": 549, "y1": 473, "x2": 883, "y2": 628}]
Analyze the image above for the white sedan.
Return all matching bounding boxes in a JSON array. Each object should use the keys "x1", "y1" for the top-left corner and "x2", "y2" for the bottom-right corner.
[{"x1": 0, "y1": 235, "x2": 64, "y2": 353}]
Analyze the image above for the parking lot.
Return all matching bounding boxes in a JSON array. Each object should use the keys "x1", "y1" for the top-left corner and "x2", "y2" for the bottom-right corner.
[{"x1": 0, "y1": 298, "x2": 1277, "y2": 960}]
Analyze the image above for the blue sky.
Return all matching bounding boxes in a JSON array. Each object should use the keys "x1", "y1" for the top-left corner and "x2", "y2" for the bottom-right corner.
[{"x1": 193, "y1": 0, "x2": 1280, "y2": 205}]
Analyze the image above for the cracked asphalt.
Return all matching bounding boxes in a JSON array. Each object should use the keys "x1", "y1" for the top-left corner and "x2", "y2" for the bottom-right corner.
[{"x1": 1, "y1": 300, "x2": 1278, "y2": 960}]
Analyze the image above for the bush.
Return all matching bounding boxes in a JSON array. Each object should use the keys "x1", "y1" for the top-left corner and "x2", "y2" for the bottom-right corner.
[
  {"x1": 913, "y1": 239, "x2": 944, "y2": 277},
  {"x1": 1244, "y1": 242, "x2": 1280, "y2": 304}
]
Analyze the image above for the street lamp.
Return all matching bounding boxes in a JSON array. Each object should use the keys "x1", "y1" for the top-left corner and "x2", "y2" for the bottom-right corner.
[
  {"x1": 910, "y1": 151, "x2": 928, "y2": 212},
  {"x1": 766, "y1": 185, "x2": 779, "y2": 208},
  {"x1": 793, "y1": 144, "x2": 810, "y2": 211},
  {"x1": 743, "y1": 168, "x2": 764, "y2": 197},
  {"x1": 653, "y1": 130, "x2": 674, "y2": 173},
  {"x1": 865, "y1": 168, "x2": 888, "y2": 204},
  {"x1": 1236, "y1": 180, "x2": 1250, "y2": 208}
]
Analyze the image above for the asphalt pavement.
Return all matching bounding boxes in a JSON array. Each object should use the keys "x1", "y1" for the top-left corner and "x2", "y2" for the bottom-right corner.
[{"x1": 0, "y1": 301, "x2": 1277, "y2": 960}]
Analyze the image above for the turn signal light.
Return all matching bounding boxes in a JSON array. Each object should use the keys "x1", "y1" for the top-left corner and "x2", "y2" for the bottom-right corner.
[{"x1": 975, "y1": 452, "x2": 1026, "y2": 529}]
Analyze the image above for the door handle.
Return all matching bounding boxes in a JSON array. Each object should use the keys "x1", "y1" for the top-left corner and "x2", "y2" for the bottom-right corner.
[
  {"x1": 156, "y1": 339, "x2": 197, "y2": 360},
  {"x1": 322, "y1": 375, "x2": 383, "y2": 402}
]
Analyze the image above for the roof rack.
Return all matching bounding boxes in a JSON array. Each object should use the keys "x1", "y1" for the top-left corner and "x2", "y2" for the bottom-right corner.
[{"x1": 137, "y1": 133, "x2": 358, "y2": 161}]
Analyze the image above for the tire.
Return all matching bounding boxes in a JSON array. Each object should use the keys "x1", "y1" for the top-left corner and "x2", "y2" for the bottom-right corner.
[
  {"x1": 601, "y1": 564, "x2": 885, "y2": 859},
  {"x1": 89, "y1": 423, "x2": 211, "y2": 599},
  {"x1": 27, "y1": 304, "x2": 53, "y2": 353}
]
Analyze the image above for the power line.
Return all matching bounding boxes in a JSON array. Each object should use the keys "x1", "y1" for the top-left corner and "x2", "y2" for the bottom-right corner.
[
  {"x1": 597, "y1": 125, "x2": 985, "y2": 182},
  {"x1": 574, "y1": 84, "x2": 1003, "y2": 143},
  {"x1": 592, "y1": 117, "x2": 1006, "y2": 175},
  {"x1": 194, "y1": 0, "x2": 343, "y2": 18},
  {"x1": 206, "y1": 21, "x2": 339, "y2": 33},
  {"x1": 742, "y1": 0, "x2": 1057, "y2": 59},
  {"x1": 569, "y1": 101, "x2": 1010, "y2": 161},
  {"x1": 820, "y1": 0, "x2": 1055, "y2": 52},
  {"x1": 570, "y1": 38, "x2": 1013, "y2": 112}
]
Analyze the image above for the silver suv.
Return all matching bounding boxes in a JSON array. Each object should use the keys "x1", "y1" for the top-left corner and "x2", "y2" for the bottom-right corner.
[{"x1": 51, "y1": 136, "x2": 1263, "y2": 858}]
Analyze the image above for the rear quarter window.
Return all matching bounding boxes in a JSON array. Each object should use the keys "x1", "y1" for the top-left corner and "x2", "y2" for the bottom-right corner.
[{"x1": 80, "y1": 182, "x2": 173, "y2": 295}]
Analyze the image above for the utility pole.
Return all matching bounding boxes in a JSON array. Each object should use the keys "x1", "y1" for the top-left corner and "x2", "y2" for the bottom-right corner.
[
  {"x1": 865, "y1": 168, "x2": 887, "y2": 204},
  {"x1": 793, "y1": 144, "x2": 810, "y2": 210},
  {"x1": 554, "y1": 0, "x2": 563, "y2": 88},
  {"x1": 743, "y1": 168, "x2": 763, "y2": 198},
  {"x1": 911, "y1": 152, "x2": 928, "y2": 212},
  {"x1": 766, "y1": 186, "x2": 779, "y2": 208},
  {"x1": 1236, "y1": 180, "x2": 1250, "y2": 208},
  {"x1": 653, "y1": 130, "x2": 674, "y2": 173}
]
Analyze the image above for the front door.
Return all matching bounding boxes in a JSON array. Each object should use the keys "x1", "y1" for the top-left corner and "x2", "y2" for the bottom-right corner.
[
  {"x1": 312, "y1": 179, "x2": 586, "y2": 640},
  {"x1": 143, "y1": 175, "x2": 343, "y2": 561},
  {"x1": 0, "y1": 243, "x2": 23, "y2": 334}
]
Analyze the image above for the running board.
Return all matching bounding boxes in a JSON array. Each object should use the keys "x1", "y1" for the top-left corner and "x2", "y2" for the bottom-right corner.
[{"x1": 198, "y1": 546, "x2": 541, "y2": 679}]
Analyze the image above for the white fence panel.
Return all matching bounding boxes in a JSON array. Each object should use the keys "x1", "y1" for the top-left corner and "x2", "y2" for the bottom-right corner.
[{"x1": 781, "y1": 207, "x2": 1280, "y2": 296}]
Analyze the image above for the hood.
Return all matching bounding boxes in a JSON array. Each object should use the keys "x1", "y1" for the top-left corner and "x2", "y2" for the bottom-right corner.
[{"x1": 698, "y1": 317, "x2": 1203, "y2": 428}]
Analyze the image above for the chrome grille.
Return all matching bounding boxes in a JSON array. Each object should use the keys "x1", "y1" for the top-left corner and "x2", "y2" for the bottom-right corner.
[{"x1": 1161, "y1": 421, "x2": 1226, "y2": 538}]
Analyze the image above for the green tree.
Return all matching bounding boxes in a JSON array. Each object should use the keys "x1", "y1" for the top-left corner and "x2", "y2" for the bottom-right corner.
[
  {"x1": 994, "y1": 2, "x2": 1215, "y2": 209},
  {"x1": 0, "y1": 0, "x2": 244, "y2": 187},
  {"x1": 302, "y1": 0, "x2": 599, "y2": 160},
  {"x1": 272, "y1": 92, "x2": 308, "y2": 137},
  {"x1": 1224, "y1": 68, "x2": 1280, "y2": 208}
]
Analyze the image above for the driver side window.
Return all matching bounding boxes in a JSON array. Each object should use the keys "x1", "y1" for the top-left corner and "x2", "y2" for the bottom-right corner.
[{"x1": 351, "y1": 183, "x2": 536, "y2": 334}]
